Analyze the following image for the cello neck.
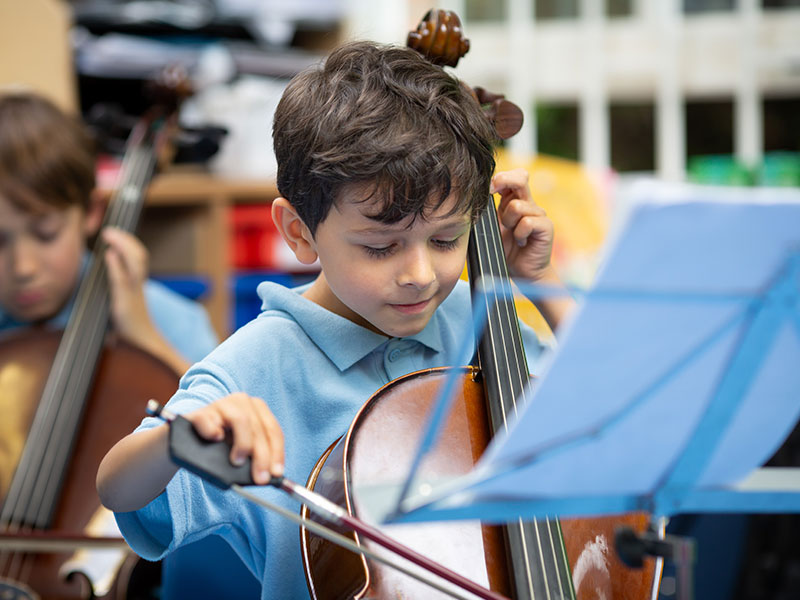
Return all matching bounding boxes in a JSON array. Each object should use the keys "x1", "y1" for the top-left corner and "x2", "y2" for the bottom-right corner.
[
  {"x1": 467, "y1": 199, "x2": 530, "y2": 433},
  {"x1": 467, "y1": 199, "x2": 576, "y2": 600}
]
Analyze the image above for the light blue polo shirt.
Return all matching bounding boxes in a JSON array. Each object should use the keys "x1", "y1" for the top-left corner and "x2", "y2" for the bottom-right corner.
[
  {"x1": 115, "y1": 280, "x2": 549, "y2": 600},
  {"x1": 0, "y1": 278, "x2": 218, "y2": 366}
]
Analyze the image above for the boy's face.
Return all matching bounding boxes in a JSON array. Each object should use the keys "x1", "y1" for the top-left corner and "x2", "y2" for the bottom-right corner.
[
  {"x1": 307, "y1": 187, "x2": 472, "y2": 338},
  {"x1": 0, "y1": 197, "x2": 91, "y2": 323}
]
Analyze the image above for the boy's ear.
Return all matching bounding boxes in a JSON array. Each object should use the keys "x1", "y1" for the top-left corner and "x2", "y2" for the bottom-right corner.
[
  {"x1": 271, "y1": 198, "x2": 319, "y2": 265},
  {"x1": 84, "y1": 190, "x2": 105, "y2": 237}
]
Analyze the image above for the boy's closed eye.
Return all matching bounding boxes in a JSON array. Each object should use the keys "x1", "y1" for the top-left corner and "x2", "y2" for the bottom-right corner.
[
  {"x1": 362, "y1": 244, "x2": 395, "y2": 258},
  {"x1": 32, "y1": 215, "x2": 65, "y2": 242},
  {"x1": 431, "y1": 237, "x2": 462, "y2": 251},
  {"x1": 361, "y1": 236, "x2": 464, "y2": 259}
]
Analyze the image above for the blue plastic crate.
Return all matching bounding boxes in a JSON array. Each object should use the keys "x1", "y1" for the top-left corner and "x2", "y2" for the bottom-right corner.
[
  {"x1": 232, "y1": 271, "x2": 317, "y2": 330},
  {"x1": 152, "y1": 275, "x2": 211, "y2": 301}
]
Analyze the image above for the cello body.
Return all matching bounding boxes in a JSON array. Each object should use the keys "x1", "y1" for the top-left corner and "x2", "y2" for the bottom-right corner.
[
  {"x1": 301, "y1": 367, "x2": 658, "y2": 600},
  {"x1": 0, "y1": 329, "x2": 178, "y2": 599}
]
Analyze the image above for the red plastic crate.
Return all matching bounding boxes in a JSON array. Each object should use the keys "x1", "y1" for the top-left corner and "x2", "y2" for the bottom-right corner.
[{"x1": 230, "y1": 205, "x2": 279, "y2": 269}]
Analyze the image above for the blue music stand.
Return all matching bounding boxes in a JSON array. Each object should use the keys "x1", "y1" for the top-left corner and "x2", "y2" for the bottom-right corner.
[{"x1": 357, "y1": 181, "x2": 800, "y2": 532}]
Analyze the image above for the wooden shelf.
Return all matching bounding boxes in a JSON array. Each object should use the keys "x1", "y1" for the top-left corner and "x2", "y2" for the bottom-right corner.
[{"x1": 101, "y1": 169, "x2": 280, "y2": 338}]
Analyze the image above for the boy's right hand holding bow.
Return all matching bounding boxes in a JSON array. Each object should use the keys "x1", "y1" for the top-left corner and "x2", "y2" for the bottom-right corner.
[{"x1": 97, "y1": 393, "x2": 284, "y2": 513}]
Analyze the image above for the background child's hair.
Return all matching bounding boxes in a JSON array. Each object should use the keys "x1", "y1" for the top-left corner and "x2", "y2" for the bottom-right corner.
[
  {"x1": 273, "y1": 40, "x2": 498, "y2": 235},
  {"x1": 0, "y1": 92, "x2": 96, "y2": 213}
]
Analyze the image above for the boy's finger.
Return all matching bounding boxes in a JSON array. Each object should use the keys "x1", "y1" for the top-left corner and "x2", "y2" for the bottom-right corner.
[
  {"x1": 104, "y1": 249, "x2": 122, "y2": 281},
  {"x1": 260, "y1": 406, "x2": 285, "y2": 478},
  {"x1": 249, "y1": 429, "x2": 273, "y2": 485},
  {"x1": 245, "y1": 396, "x2": 284, "y2": 479},
  {"x1": 513, "y1": 215, "x2": 552, "y2": 246},
  {"x1": 497, "y1": 198, "x2": 545, "y2": 230},
  {"x1": 185, "y1": 411, "x2": 225, "y2": 442},
  {"x1": 216, "y1": 399, "x2": 254, "y2": 468},
  {"x1": 102, "y1": 227, "x2": 149, "y2": 280},
  {"x1": 490, "y1": 168, "x2": 529, "y2": 195}
]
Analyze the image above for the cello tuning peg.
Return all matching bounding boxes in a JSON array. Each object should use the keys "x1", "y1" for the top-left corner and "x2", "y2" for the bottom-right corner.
[{"x1": 471, "y1": 87, "x2": 524, "y2": 140}]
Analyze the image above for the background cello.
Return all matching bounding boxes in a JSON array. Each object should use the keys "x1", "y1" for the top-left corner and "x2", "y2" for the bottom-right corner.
[
  {"x1": 300, "y1": 10, "x2": 660, "y2": 600},
  {"x1": 0, "y1": 72, "x2": 194, "y2": 600}
]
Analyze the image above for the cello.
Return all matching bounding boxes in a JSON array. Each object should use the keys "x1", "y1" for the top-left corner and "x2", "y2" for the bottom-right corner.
[
  {"x1": 0, "y1": 72, "x2": 192, "y2": 599},
  {"x1": 300, "y1": 10, "x2": 661, "y2": 599}
]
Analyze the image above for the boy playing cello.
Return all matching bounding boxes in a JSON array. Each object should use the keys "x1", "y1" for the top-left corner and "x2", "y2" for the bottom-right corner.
[{"x1": 97, "y1": 40, "x2": 573, "y2": 598}]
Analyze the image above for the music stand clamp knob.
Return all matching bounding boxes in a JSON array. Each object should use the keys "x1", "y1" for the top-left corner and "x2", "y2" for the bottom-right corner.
[{"x1": 615, "y1": 525, "x2": 696, "y2": 600}]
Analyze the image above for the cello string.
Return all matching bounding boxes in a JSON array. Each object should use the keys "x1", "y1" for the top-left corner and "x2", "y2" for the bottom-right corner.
[
  {"x1": 484, "y1": 209, "x2": 558, "y2": 600},
  {"x1": 1, "y1": 108, "x2": 166, "y2": 594},
  {"x1": 27, "y1": 141, "x2": 146, "y2": 520},
  {"x1": 0, "y1": 133, "x2": 153, "y2": 533},
  {"x1": 30, "y1": 140, "x2": 156, "y2": 526},
  {"x1": 486, "y1": 200, "x2": 572, "y2": 599},
  {"x1": 0, "y1": 151, "x2": 138, "y2": 579},
  {"x1": 479, "y1": 198, "x2": 575, "y2": 598},
  {"x1": 1, "y1": 146, "x2": 138, "y2": 533},
  {"x1": 545, "y1": 518, "x2": 572, "y2": 599},
  {"x1": 478, "y1": 202, "x2": 543, "y2": 600},
  {"x1": 0, "y1": 129, "x2": 155, "y2": 586},
  {"x1": 0, "y1": 127, "x2": 149, "y2": 534},
  {"x1": 469, "y1": 204, "x2": 536, "y2": 599},
  {"x1": 13, "y1": 144, "x2": 153, "y2": 587},
  {"x1": 493, "y1": 200, "x2": 573, "y2": 598}
]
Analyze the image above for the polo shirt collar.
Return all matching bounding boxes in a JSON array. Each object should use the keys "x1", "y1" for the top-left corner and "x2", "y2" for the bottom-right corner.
[{"x1": 257, "y1": 282, "x2": 445, "y2": 371}]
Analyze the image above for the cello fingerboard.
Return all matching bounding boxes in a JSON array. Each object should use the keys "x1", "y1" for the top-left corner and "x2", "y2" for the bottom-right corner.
[{"x1": 468, "y1": 200, "x2": 576, "y2": 600}]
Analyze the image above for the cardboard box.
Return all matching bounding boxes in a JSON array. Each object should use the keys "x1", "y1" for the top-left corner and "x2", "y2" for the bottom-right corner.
[{"x1": 0, "y1": 0, "x2": 77, "y2": 113}]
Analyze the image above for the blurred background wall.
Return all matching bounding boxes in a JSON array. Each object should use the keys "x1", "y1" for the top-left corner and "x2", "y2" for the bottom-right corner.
[{"x1": 1, "y1": 1, "x2": 798, "y2": 599}]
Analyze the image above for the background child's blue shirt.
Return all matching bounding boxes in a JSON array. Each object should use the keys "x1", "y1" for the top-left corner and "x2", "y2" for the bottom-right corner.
[
  {"x1": 116, "y1": 279, "x2": 550, "y2": 600},
  {"x1": 0, "y1": 258, "x2": 218, "y2": 365}
]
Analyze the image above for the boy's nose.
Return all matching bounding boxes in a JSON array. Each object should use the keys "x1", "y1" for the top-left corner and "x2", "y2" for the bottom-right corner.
[
  {"x1": 10, "y1": 238, "x2": 40, "y2": 280},
  {"x1": 397, "y1": 247, "x2": 436, "y2": 289}
]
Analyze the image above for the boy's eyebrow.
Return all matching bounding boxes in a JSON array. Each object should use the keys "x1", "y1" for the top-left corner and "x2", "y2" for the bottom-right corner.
[{"x1": 350, "y1": 216, "x2": 471, "y2": 235}]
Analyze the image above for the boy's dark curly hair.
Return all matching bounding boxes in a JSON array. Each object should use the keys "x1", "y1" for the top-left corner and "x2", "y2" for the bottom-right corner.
[{"x1": 273, "y1": 40, "x2": 497, "y2": 235}]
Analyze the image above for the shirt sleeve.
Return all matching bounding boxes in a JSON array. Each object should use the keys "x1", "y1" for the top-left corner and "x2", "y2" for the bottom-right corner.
[
  {"x1": 114, "y1": 356, "x2": 242, "y2": 559},
  {"x1": 144, "y1": 280, "x2": 220, "y2": 363}
]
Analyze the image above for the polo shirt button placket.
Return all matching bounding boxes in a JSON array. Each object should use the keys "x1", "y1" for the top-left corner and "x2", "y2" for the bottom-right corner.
[{"x1": 384, "y1": 344, "x2": 406, "y2": 379}]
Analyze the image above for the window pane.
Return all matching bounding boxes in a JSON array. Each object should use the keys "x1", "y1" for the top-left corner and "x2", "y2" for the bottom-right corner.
[
  {"x1": 465, "y1": 0, "x2": 507, "y2": 22},
  {"x1": 685, "y1": 99, "x2": 734, "y2": 158},
  {"x1": 536, "y1": 103, "x2": 579, "y2": 161},
  {"x1": 607, "y1": 0, "x2": 633, "y2": 17},
  {"x1": 763, "y1": 97, "x2": 800, "y2": 152},
  {"x1": 683, "y1": 0, "x2": 736, "y2": 12},
  {"x1": 535, "y1": 0, "x2": 579, "y2": 20},
  {"x1": 685, "y1": 99, "x2": 744, "y2": 184},
  {"x1": 610, "y1": 102, "x2": 655, "y2": 172},
  {"x1": 762, "y1": 0, "x2": 800, "y2": 7}
]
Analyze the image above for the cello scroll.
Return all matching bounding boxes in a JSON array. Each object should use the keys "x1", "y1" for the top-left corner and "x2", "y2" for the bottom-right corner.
[{"x1": 407, "y1": 10, "x2": 523, "y2": 140}]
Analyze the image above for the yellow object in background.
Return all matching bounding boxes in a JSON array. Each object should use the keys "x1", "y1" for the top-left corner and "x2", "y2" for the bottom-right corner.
[
  {"x1": 464, "y1": 150, "x2": 612, "y2": 344},
  {"x1": 495, "y1": 150, "x2": 610, "y2": 287}
]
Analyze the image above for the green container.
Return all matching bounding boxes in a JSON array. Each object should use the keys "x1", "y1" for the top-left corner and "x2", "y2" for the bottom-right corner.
[
  {"x1": 688, "y1": 155, "x2": 753, "y2": 186},
  {"x1": 758, "y1": 152, "x2": 800, "y2": 187}
]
